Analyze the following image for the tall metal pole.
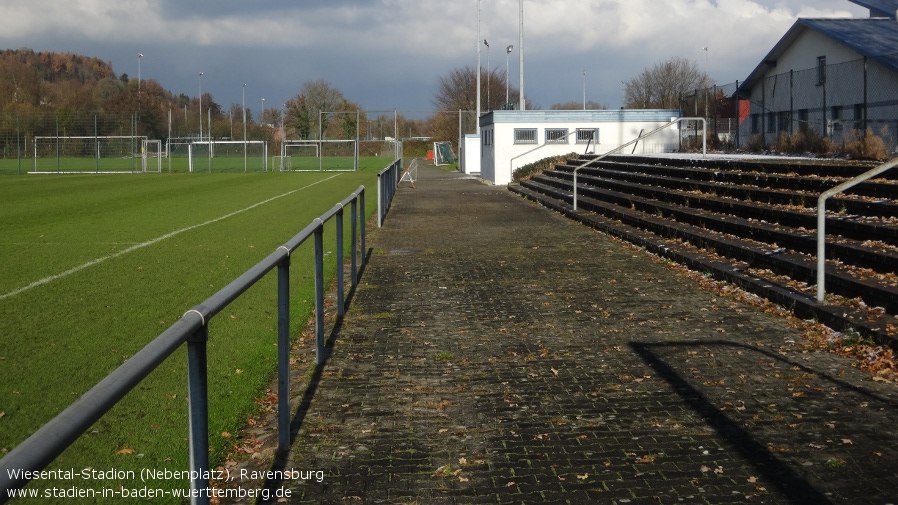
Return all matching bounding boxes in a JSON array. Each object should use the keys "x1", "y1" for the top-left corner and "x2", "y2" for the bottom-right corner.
[
  {"x1": 242, "y1": 84, "x2": 247, "y2": 172},
  {"x1": 198, "y1": 72, "x2": 203, "y2": 141},
  {"x1": 583, "y1": 70, "x2": 587, "y2": 110},
  {"x1": 506, "y1": 45, "x2": 513, "y2": 106},
  {"x1": 137, "y1": 54, "x2": 142, "y2": 128},
  {"x1": 484, "y1": 39, "x2": 490, "y2": 111},
  {"x1": 519, "y1": 0, "x2": 525, "y2": 111},
  {"x1": 476, "y1": 0, "x2": 481, "y2": 134},
  {"x1": 261, "y1": 98, "x2": 265, "y2": 126}
]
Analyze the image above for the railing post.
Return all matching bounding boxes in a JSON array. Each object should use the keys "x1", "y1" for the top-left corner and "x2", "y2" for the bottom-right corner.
[
  {"x1": 377, "y1": 171, "x2": 384, "y2": 228},
  {"x1": 336, "y1": 205, "x2": 346, "y2": 317},
  {"x1": 314, "y1": 221, "x2": 326, "y2": 365},
  {"x1": 349, "y1": 193, "x2": 356, "y2": 288},
  {"x1": 353, "y1": 187, "x2": 365, "y2": 268},
  {"x1": 276, "y1": 256, "x2": 291, "y2": 453},
  {"x1": 815, "y1": 156, "x2": 898, "y2": 302},
  {"x1": 186, "y1": 323, "x2": 210, "y2": 505}
]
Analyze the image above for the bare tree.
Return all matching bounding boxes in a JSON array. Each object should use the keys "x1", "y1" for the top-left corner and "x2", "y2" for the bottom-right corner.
[
  {"x1": 284, "y1": 79, "x2": 351, "y2": 139},
  {"x1": 623, "y1": 57, "x2": 712, "y2": 109},
  {"x1": 429, "y1": 65, "x2": 524, "y2": 144}
]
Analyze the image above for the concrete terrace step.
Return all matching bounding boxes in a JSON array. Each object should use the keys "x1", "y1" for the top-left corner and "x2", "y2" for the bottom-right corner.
[
  {"x1": 237, "y1": 160, "x2": 898, "y2": 504},
  {"x1": 510, "y1": 153, "x2": 898, "y2": 348}
]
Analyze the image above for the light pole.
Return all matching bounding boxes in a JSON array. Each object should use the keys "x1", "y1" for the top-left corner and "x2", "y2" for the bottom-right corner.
[
  {"x1": 476, "y1": 0, "x2": 481, "y2": 134},
  {"x1": 198, "y1": 72, "x2": 203, "y2": 141},
  {"x1": 261, "y1": 98, "x2": 265, "y2": 126},
  {"x1": 484, "y1": 39, "x2": 490, "y2": 111},
  {"x1": 583, "y1": 70, "x2": 587, "y2": 110},
  {"x1": 519, "y1": 0, "x2": 525, "y2": 111},
  {"x1": 242, "y1": 84, "x2": 247, "y2": 171},
  {"x1": 505, "y1": 45, "x2": 513, "y2": 107},
  {"x1": 137, "y1": 53, "x2": 142, "y2": 126}
]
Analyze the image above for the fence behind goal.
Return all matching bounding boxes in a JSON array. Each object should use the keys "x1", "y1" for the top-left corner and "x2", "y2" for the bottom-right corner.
[
  {"x1": 167, "y1": 140, "x2": 268, "y2": 173},
  {"x1": 31, "y1": 136, "x2": 155, "y2": 173},
  {"x1": 278, "y1": 140, "x2": 358, "y2": 171}
]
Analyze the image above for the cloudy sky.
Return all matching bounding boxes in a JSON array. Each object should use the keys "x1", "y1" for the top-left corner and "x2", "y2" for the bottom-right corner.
[{"x1": 0, "y1": 0, "x2": 868, "y2": 117}]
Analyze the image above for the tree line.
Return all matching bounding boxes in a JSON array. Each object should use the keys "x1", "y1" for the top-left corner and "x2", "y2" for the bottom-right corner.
[{"x1": 0, "y1": 47, "x2": 709, "y2": 150}]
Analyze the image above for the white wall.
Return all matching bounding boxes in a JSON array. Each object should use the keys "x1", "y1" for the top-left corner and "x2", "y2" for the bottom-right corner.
[{"x1": 480, "y1": 110, "x2": 682, "y2": 185}]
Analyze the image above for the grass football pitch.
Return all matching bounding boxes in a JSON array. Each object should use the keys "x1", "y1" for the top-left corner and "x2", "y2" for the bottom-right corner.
[{"x1": 0, "y1": 159, "x2": 387, "y2": 501}]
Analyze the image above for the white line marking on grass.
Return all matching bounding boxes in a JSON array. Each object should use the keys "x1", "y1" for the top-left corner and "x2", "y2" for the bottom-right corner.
[{"x1": 0, "y1": 175, "x2": 342, "y2": 301}]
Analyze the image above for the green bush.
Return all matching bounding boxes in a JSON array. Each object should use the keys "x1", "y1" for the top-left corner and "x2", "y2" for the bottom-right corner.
[{"x1": 513, "y1": 152, "x2": 576, "y2": 182}]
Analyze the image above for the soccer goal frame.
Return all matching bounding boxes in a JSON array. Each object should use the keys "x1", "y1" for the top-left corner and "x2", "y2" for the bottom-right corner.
[
  {"x1": 187, "y1": 140, "x2": 268, "y2": 173},
  {"x1": 142, "y1": 139, "x2": 162, "y2": 173},
  {"x1": 433, "y1": 141, "x2": 456, "y2": 166},
  {"x1": 31, "y1": 135, "x2": 148, "y2": 174},
  {"x1": 280, "y1": 139, "x2": 358, "y2": 172}
]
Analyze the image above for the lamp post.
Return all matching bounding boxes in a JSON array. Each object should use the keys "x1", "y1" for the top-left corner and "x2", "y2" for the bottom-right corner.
[
  {"x1": 476, "y1": 0, "x2": 481, "y2": 134},
  {"x1": 198, "y1": 72, "x2": 203, "y2": 141},
  {"x1": 261, "y1": 98, "x2": 265, "y2": 126},
  {"x1": 505, "y1": 45, "x2": 513, "y2": 106},
  {"x1": 583, "y1": 70, "x2": 587, "y2": 110},
  {"x1": 242, "y1": 84, "x2": 247, "y2": 171},
  {"x1": 519, "y1": 0, "x2": 525, "y2": 111},
  {"x1": 137, "y1": 53, "x2": 143, "y2": 126},
  {"x1": 484, "y1": 39, "x2": 490, "y2": 111}
]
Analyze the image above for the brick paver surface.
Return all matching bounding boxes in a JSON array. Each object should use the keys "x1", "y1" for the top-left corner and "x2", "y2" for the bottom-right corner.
[{"x1": 241, "y1": 162, "x2": 898, "y2": 504}]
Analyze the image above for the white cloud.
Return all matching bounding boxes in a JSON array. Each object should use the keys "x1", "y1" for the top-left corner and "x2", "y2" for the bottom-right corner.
[{"x1": 0, "y1": 0, "x2": 872, "y2": 109}]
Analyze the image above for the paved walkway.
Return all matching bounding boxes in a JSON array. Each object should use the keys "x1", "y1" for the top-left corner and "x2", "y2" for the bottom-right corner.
[{"x1": 244, "y1": 161, "x2": 898, "y2": 504}]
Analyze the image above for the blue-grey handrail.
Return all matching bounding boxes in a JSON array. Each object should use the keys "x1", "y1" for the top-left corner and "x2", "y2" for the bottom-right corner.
[
  {"x1": 0, "y1": 185, "x2": 366, "y2": 505},
  {"x1": 377, "y1": 158, "x2": 402, "y2": 227}
]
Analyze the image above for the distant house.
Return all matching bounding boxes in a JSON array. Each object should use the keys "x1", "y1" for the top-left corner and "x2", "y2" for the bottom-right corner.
[
  {"x1": 736, "y1": 0, "x2": 898, "y2": 150},
  {"x1": 478, "y1": 109, "x2": 682, "y2": 185}
]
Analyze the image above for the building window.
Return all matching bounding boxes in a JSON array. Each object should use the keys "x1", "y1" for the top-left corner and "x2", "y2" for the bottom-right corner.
[
  {"x1": 750, "y1": 113, "x2": 760, "y2": 134},
  {"x1": 777, "y1": 112, "x2": 790, "y2": 133},
  {"x1": 798, "y1": 109, "x2": 809, "y2": 130},
  {"x1": 482, "y1": 128, "x2": 493, "y2": 146},
  {"x1": 514, "y1": 128, "x2": 538, "y2": 144},
  {"x1": 766, "y1": 112, "x2": 776, "y2": 133},
  {"x1": 817, "y1": 56, "x2": 826, "y2": 85},
  {"x1": 576, "y1": 128, "x2": 599, "y2": 144},
  {"x1": 854, "y1": 103, "x2": 866, "y2": 130},
  {"x1": 545, "y1": 128, "x2": 568, "y2": 144}
]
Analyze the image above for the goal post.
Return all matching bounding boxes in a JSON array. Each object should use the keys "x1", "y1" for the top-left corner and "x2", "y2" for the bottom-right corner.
[
  {"x1": 187, "y1": 140, "x2": 268, "y2": 173},
  {"x1": 280, "y1": 139, "x2": 358, "y2": 171},
  {"x1": 142, "y1": 139, "x2": 162, "y2": 173},
  {"x1": 433, "y1": 141, "x2": 456, "y2": 166},
  {"x1": 31, "y1": 135, "x2": 148, "y2": 173}
]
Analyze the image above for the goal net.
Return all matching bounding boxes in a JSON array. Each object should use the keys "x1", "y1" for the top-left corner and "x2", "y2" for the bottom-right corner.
[
  {"x1": 186, "y1": 140, "x2": 268, "y2": 173},
  {"x1": 280, "y1": 139, "x2": 358, "y2": 171},
  {"x1": 31, "y1": 135, "x2": 148, "y2": 173},
  {"x1": 433, "y1": 141, "x2": 456, "y2": 166},
  {"x1": 142, "y1": 139, "x2": 162, "y2": 173}
]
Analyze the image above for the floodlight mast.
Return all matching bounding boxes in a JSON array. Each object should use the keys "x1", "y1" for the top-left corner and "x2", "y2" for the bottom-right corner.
[
  {"x1": 484, "y1": 39, "x2": 490, "y2": 110},
  {"x1": 243, "y1": 84, "x2": 247, "y2": 172},
  {"x1": 198, "y1": 72, "x2": 204, "y2": 142},
  {"x1": 506, "y1": 45, "x2": 513, "y2": 105},
  {"x1": 519, "y1": 0, "x2": 524, "y2": 110},
  {"x1": 476, "y1": 0, "x2": 481, "y2": 134},
  {"x1": 137, "y1": 53, "x2": 143, "y2": 127}
]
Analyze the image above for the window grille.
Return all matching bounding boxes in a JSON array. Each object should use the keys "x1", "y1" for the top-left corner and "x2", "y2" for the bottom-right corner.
[{"x1": 514, "y1": 128, "x2": 537, "y2": 144}]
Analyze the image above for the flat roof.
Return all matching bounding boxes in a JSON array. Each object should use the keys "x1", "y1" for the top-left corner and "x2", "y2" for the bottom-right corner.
[{"x1": 481, "y1": 109, "x2": 682, "y2": 127}]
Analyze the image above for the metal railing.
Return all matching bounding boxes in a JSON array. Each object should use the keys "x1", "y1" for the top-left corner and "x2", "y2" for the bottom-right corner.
[
  {"x1": 573, "y1": 118, "x2": 706, "y2": 210},
  {"x1": 816, "y1": 157, "x2": 898, "y2": 302},
  {"x1": 0, "y1": 186, "x2": 367, "y2": 504},
  {"x1": 377, "y1": 158, "x2": 402, "y2": 227}
]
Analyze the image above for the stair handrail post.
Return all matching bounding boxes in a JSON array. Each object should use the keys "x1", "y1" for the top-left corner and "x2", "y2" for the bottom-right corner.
[{"x1": 816, "y1": 156, "x2": 898, "y2": 302}]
